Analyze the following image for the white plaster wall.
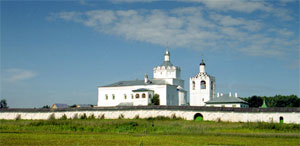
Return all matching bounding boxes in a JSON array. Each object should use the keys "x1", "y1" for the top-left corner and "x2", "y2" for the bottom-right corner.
[
  {"x1": 178, "y1": 90, "x2": 187, "y2": 105},
  {"x1": 153, "y1": 67, "x2": 181, "y2": 79},
  {"x1": 166, "y1": 85, "x2": 179, "y2": 105},
  {"x1": 153, "y1": 67, "x2": 177, "y2": 79},
  {"x1": 190, "y1": 75, "x2": 213, "y2": 106},
  {"x1": 1, "y1": 110, "x2": 299, "y2": 124},
  {"x1": 98, "y1": 85, "x2": 167, "y2": 106},
  {"x1": 133, "y1": 91, "x2": 151, "y2": 106}
]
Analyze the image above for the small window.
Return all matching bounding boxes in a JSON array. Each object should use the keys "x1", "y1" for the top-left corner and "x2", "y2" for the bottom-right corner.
[
  {"x1": 211, "y1": 81, "x2": 213, "y2": 90},
  {"x1": 131, "y1": 94, "x2": 134, "y2": 99},
  {"x1": 136, "y1": 94, "x2": 140, "y2": 98},
  {"x1": 201, "y1": 80, "x2": 206, "y2": 89},
  {"x1": 149, "y1": 94, "x2": 152, "y2": 98},
  {"x1": 142, "y1": 93, "x2": 146, "y2": 98},
  {"x1": 192, "y1": 81, "x2": 195, "y2": 90},
  {"x1": 232, "y1": 105, "x2": 236, "y2": 107},
  {"x1": 105, "y1": 94, "x2": 108, "y2": 100},
  {"x1": 221, "y1": 105, "x2": 225, "y2": 107},
  {"x1": 124, "y1": 94, "x2": 127, "y2": 99},
  {"x1": 112, "y1": 94, "x2": 115, "y2": 100},
  {"x1": 202, "y1": 98, "x2": 204, "y2": 101},
  {"x1": 210, "y1": 105, "x2": 214, "y2": 107}
]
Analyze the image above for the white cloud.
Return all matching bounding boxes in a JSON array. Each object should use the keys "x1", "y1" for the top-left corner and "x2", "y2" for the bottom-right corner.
[
  {"x1": 112, "y1": 0, "x2": 294, "y2": 21},
  {"x1": 50, "y1": 6, "x2": 298, "y2": 57},
  {"x1": 183, "y1": 0, "x2": 272, "y2": 13},
  {"x1": 278, "y1": 0, "x2": 297, "y2": 3},
  {"x1": 111, "y1": 0, "x2": 159, "y2": 3},
  {"x1": 3, "y1": 68, "x2": 37, "y2": 82},
  {"x1": 79, "y1": 0, "x2": 95, "y2": 6},
  {"x1": 210, "y1": 14, "x2": 263, "y2": 31},
  {"x1": 113, "y1": 0, "x2": 272, "y2": 13}
]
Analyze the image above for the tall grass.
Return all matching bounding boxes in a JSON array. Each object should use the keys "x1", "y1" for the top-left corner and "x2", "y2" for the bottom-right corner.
[{"x1": 1, "y1": 118, "x2": 299, "y2": 136}]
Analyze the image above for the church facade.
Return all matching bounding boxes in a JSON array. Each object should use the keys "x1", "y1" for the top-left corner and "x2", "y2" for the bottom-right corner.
[{"x1": 97, "y1": 49, "x2": 187, "y2": 107}]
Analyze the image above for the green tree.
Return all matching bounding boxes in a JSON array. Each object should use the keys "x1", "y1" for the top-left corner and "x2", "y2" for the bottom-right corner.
[
  {"x1": 42, "y1": 105, "x2": 50, "y2": 108},
  {"x1": 151, "y1": 94, "x2": 160, "y2": 105},
  {"x1": 242, "y1": 95, "x2": 299, "y2": 108},
  {"x1": 272, "y1": 95, "x2": 299, "y2": 107},
  {"x1": 243, "y1": 96, "x2": 263, "y2": 107},
  {"x1": 0, "y1": 99, "x2": 8, "y2": 109}
]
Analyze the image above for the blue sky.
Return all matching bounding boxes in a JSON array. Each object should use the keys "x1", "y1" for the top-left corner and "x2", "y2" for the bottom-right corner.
[{"x1": 1, "y1": 0, "x2": 299, "y2": 108}]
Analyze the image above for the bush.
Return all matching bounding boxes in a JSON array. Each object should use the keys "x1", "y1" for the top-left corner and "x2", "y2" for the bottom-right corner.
[
  {"x1": 134, "y1": 114, "x2": 140, "y2": 119},
  {"x1": 73, "y1": 113, "x2": 78, "y2": 120},
  {"x1": 60, "y1": 114, "x2": 68, "y2": 120},
  {"x1": 98, "y1": 114, "x2": 105, "y2": 119},
  {"x1": 118, "y1": 114, "x2": 124, "y2": 119},
  {"x1": 88, "y1": 114, "x2": 95, "y2": 119},
  {"x1": 171, "y1": 113, "x2": 176, "y2": 119},
  {"x1": 150, "y1": 94, "x2": 160, "y2": 105},
  {"x1": 15, "y1": 114, "x2": 21, "y2": 120},
  {"x1": 80, "y1": 113, "x2": 88, "y2": 120},
  {"x1": 48, "y1": 113, "x2": 55, "y2": 120}
]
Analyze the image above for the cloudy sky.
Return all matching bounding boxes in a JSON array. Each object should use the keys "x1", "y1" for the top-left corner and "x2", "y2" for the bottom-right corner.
[{"x1": 1, "y1": 0, "x2": 299, "y2": 108}]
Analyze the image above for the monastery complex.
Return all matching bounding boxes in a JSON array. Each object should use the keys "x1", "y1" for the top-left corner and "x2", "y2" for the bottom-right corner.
[{"x1": 97, "y1": 47, "x2": 248, "y2": 108}]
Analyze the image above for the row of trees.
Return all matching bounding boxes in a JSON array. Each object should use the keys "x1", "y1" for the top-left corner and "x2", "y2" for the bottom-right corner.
[{"x1": 240, "y1": 95, "x2": 299, "y2": 108}]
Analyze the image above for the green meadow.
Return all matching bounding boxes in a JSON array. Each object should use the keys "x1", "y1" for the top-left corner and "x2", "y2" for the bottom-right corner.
[{"x1": 0, "y1": 118, "x2": 299, "y2": 146}]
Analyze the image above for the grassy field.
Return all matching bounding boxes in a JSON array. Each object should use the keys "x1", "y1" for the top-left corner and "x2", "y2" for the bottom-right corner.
[{"x1": 0, "y1": 117, "x2": 299, "y2": 146}]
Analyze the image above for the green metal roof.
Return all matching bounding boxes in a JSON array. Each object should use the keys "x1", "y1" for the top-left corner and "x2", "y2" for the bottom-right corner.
[
  {"x1": 260, "y1": 99, "x2": 268, "y2": 108},
  {"x1": 206, "y1": 94, "x2": 248, "y2": 104}
]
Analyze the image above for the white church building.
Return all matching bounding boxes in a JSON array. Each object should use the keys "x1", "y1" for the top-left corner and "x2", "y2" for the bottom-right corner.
[
  {"x1": 97, "y1": 47, "x2": 248, "y2": 108},
  {"x1": 97, "y1": 48, "x2": 187, "y2": 107}
]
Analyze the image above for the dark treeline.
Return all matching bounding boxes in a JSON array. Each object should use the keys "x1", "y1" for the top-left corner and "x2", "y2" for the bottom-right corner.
[{"x1": 241, "y1": 95, "x2": 300, "y2": 108}]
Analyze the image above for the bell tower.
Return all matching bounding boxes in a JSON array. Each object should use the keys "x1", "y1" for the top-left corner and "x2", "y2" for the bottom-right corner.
[{"x1": 189, "y1": 59, "x2": 215, "y2": 106}]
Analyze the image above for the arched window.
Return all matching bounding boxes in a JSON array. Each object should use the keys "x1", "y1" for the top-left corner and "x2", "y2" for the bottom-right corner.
[
  {"x1": 105, "y1": 94, "x2": 108, "y2": 100},
  {"x1": 124, "y1": 94, "x2": 127, "y2": 99},
  {"x1": 149, "y1": 94, "x2": 152, "y2": 98},
  {"x1": 131, "y1": 94, "x2": 134, "y2": 99},
  {"x1": 211, "y1": 81, "x2": 214, "y2": 90},
  {"x1": 135, "y1": 94, "x2": 140, "y2": 98},
  {"x1": 192, "y1": 81, "x2": 195, "y2": 90},
  {"x1": 142, "y1": 93, "x2": 146, "y2": 98},
  {"x1": 201, "y1": 80, "x2": 206, "y2": 89}
]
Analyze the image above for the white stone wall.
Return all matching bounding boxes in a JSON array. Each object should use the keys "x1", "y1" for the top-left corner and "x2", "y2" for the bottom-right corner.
[
  {"x1": 166, "y1": 85, "x2": 179, "y2": 105},
  {"x1": 1, "y1": 110, "x2": 299, "y2": 124},
  {"x1": 153, "y1": 67, "x2": 181, "y2": 79},
  {"x1": 178, "y1": 90, "x2": 187, "y2": 105},
  {"x1": 98, "y1": 85, "x2": 167, "y2": 106},
  {"x1": 159, "y1": 78, "x2": 184, "y2": 88},
  {"x1": 190, "y1": 74, "x2": 214, "y2": 106}
]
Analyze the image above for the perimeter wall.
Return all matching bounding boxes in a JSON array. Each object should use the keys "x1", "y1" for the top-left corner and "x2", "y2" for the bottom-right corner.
[{"x1": 1, "y1": 106, "x2": 299, "y2": 124}]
